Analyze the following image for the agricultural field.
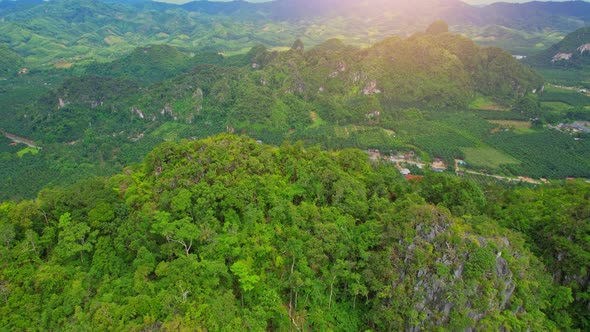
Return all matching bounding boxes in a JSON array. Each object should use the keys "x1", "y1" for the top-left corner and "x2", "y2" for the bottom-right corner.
[
  {"x1": 539, "y1": 85, "x2": 590, "y2": 107},
  {"x1": 468, "y1": 95, "x2": 508, "y2": 111},
  {"x1": 488, "y1": 120, "x2": 533, "y2": 134},
  {"x1": 538, "y1": 85, "x2": 590, "y2": 123},
  {"x1": 537, "y1": 68, "x2": 590, "y2": 87},
  {"x1": 486, "y1": 130, "x2": 590, "y2": 178},
  {"x1": 541, "y1": 101, "x2": 574, "y2": 112},
  {"x1": 462, "y1": 146, "x2": 520, "y2": 170}
]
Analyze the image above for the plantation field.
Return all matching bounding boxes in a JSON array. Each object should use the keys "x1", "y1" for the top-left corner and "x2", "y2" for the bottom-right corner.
[
  {"x1": 540, "y1": 85, "x2": 590, "y2": 107},
  {"x1": 488, "y1": 120, "x2": 532, "y2": 128},
  {"x1": 462, "y1": 146, "x2": 520, "y2": 169},
  {"x1": 537, "y1": 68, "x2": 590, "y2": 87},
  {"x1": 541, "y1": 101, "x2": 573, "y2": 112},
  {"x1": 537, "y1": 85, "x2": 590, "y2": 122},
  {"x1": 488, "y1": 120, "x2": 533, "y2": 134},
  {"x1": 486, "y1": 130, "x2": 590, "y2": 178},
  {"x1": 469, "y1": 95, "x2": 507, "y2": 111},
  {"x1": 472, "y1": 110, "x2": 528, "y2": 120}
]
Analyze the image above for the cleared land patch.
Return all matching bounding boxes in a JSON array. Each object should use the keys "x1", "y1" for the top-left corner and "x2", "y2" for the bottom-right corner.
[
  {"x1": 17, "y1": 147, "x2": 40, "y2": 157},
  {"x1": 488, "y1": 120, "x2": 533, "y2": 134},
  {"x1": 469, "y1": 96, "x2": 507, "y2": 111},
  {"x1": 462, "y1": 146, "x2": 520, "y2": 169}
]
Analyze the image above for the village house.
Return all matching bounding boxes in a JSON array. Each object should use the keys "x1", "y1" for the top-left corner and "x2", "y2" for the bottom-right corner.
[{"x1": 431, "y1": 158, "x2": 446, "y2": 172}]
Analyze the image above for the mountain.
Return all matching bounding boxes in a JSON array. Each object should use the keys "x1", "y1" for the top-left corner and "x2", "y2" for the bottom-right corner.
[
  {"x1": 180, "y1": 0, "x2": 590, "y2": 28},
  {"x1": 527, "y1": 26, "x2": 590, "y2": 68},
  {"x1": 0, "y1": 0, "x2": 44, "y2": 15},
  {"x1": 176, "y1": 0, "x2": 590, "y2": 51},
  {"x1": 0, "y1": 133, "x2": 580, "y2": 330},
  {"x1": 0, "y1": 0, "x2": 252, "y2": 65},
  {"x1": 262, "y1": 0, "x2": 469, "y2": 21},
  {"x1": 10, "y1": 30, "x2": 587, "y2": 203},
  {"x1": 180, "y1": 0, "x2": 267, "y2": 17},
  {"x1": 456, "y1": 1, "x2": 590, "y2": 31},
  {"x1": 3, "y1": 0, "x2": 590, "y2": 66},
  {"x1": 24, "y1": 31, "x2": 541, "y2": 142}
]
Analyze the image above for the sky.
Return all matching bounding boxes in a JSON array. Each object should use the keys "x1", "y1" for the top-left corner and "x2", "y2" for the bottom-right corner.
[
  {"x1": 463, "y1": 0, "x2": 580, "y2": 4},
  {"x1": 154, "y1": 0, "x2": 582, "y2": 4}
]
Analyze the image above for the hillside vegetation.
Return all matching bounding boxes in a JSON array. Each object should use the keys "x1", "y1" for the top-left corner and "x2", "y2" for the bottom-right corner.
[
  {"x1": 4, "y1": 27, "x2": 575, "y2": 200},
  {"x1": 1, "y1": 134, "x2": 588, "y2": 330},
  {"x1": 0, "y1": 44, "x2": 24, "y2": 78},
  {"x1": 528, "y1": 27, "x2": 590, "y2": 70}
]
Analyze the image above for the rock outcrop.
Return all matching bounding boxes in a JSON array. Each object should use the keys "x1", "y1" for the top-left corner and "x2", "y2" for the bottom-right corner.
[
  {"x1": 577, "y1": 43, "x2": 590, "y2": 54},
  {"x1": 552, "y1": 52, "x2": 573, "y2": 62},
  {"x1": 373, "y1": 205, "x2": 533, "y2": 331}
]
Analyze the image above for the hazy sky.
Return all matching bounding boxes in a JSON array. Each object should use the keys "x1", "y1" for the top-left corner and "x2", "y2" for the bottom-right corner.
[
  {"x1": 462, "y1": 0, "x2": 580, "y2": 4},
  {"x1": 155, "y1": 0, "x2": 582, "y2": 4}
]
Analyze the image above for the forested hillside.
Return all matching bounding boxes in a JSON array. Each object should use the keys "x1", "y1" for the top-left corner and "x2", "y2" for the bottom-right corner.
[
  {"x1": 0, "y1": 44, "x2": 23, "y2": 78},
  {"x1": 1, "y1": 134, "x2": 587, "y2": 330},
  {"x1": 528, "y1": 26, "x2": 590, "y2": 69},
  {"x1": 6, "y1": 26, "x2": 577, "y2": 201},
  {"x1": 20, "y1": 28, "x2": 541, "y2": 139}
]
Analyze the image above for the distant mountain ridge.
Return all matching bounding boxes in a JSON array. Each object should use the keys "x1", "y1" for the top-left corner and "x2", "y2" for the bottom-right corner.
[
  {"x1": 2, "y1": 0, "x2": 590, "y2": 65},
  {"x1": 175, "y1": 0, "x2": 590, "y2": 28},
  {"x1": 458, "y1": 1, "x2": 590, "y2": 31}
]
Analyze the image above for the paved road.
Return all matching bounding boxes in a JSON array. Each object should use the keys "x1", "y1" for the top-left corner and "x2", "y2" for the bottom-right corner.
[{"x1": 392, "y1": 156, "x2": 540, "y2": 184}]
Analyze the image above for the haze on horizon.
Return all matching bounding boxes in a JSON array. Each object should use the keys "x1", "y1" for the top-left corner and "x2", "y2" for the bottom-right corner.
[{"x1": 154, "y1": 0, "x2": 585, "y2": 5}]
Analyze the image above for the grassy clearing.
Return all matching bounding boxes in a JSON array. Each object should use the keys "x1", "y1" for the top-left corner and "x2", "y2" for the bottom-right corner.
[
  {"x1": 462, "y1": 146, "x2": 520, "y2": 169},
  {"x1": 469, "y1": 95, "x2": 506, "y2": 111},
  {"x1": 151, "y1": 122, "x2": 192, "y2": 141},
  {"x1": 488, "y1": 120, "x2": 533, "y2": 134},
  {"x1": 17, "y1": 147, "x2": 40, "y2": 157},
  {"x1": 54, "y1": 62, "x2": 73, "y2": 69}
]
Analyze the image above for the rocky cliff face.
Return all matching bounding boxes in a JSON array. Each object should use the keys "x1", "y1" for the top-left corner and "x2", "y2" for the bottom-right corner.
[{"x1": 369, "y1": 204, "x2": 547, "y2": 330}]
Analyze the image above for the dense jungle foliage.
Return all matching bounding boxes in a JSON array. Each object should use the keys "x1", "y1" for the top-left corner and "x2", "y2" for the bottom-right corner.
[{"x1": 1, "y1": 134, "x2": 588, "y2": 330}]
